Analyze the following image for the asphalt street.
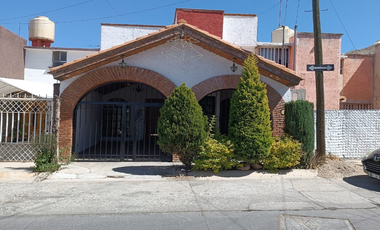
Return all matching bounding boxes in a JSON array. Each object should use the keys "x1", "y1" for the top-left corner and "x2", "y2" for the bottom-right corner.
[{"x1": 0, "y1": 162, "x2": 379, "y2": 229}]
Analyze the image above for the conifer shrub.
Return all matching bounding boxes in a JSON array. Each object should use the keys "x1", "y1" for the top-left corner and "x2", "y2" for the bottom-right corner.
[
  {"x1": 193, "y1": 116, "x2": 240, "y2": 173},
  {"x1": 263, "y1": 135, "x2": 302, "y2": 172},
  {"x1": 157, "y1": 83, "x2": 207, "y2": 171},
  {"x1": 228, "y1": 54, "x2": 273, "y2": 163},
  {"x1": 284, "y1": 100, "x2": 314, "y2": 160}
]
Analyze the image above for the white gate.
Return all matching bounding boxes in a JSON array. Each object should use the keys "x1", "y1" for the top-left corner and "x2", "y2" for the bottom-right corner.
[{"x1": 0, "y1": 96, "x2": 53, "y2": 161}]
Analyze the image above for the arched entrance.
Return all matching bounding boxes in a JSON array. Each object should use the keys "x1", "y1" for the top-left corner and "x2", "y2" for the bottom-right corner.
[{"x1": 73, "y1": 81, "x2": 170, "y2": 161}]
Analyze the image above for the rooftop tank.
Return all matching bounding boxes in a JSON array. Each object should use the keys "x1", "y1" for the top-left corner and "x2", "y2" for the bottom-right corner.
[
  {"x1": 271, "y1": 26, "x2": 294, "y2": 43},
  {"x1": 29, "y1": 16, "x2": 55, "y2": 47}
]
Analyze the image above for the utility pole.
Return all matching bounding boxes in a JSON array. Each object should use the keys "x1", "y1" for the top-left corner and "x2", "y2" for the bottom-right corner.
[{"x1": 312, "y1": 0, "x2": 325, "y2": 157}]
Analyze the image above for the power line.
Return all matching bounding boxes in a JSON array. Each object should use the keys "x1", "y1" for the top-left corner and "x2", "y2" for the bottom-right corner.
[
  {"x1": 104, "y1": 0, "x2": 127, "y2": 20},
  {"x1": 295, "y1": 0, "x2": 300, "y2": 25},
  {"x1": 257, "y1": 2, "x2": 280, "y2": 15},
  {"x1": 0, "y1": 0, "x2": 193, "y2": 25},
  {"x1": 328, "y1": 0, "x2": 356, "y2": 50},
  {"x1": 278, "y1": 0, "x2": 282, "y2": 27},
  {"x1": 284, "y1": 0, "x2": 289, "y2": 25},
  {"x1": 0, "y1": 0, "x2": 96, "y2": 22}
]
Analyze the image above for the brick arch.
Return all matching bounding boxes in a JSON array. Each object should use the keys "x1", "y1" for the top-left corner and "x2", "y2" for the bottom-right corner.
[
  {"x1": 58, "y1": 66, "x2": 176, "y2": 155},
  {"x1": 191, "y1": 75, "x2": 286, "y2": 136}
]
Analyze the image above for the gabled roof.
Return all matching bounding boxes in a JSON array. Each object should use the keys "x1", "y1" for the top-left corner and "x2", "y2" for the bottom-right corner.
[{"x1": 49, "y1": 21, "x2": 302, "y2": 87}]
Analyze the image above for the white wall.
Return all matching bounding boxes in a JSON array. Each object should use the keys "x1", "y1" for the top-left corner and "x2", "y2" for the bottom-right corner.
[
  {"x1": 61, "y1": 41, "x2": 290, "y2": 102},
  {"x1": 24, "y1": 48, "x2": 97, "y2": 85},
  {"x1": 316, "y1": 110, "x2": 380, "y2": 158},
  {"x1": 100, "y1": 25, "x2": 163, "y2": 50},
  {"x1": 222, "y1": 15, "x2": 257, "y2": 47}
]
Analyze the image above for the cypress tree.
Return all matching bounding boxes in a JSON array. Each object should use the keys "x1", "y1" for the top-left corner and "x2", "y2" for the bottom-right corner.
[
  {"x1": 284, "y1": 100, "x2": 315, "y2": 158},
  {"x1": 157, "y1": 83, "x2": 207, "y2": 170},
  {"x1": 228, "y1": 54, "x2": 273, "y2": 163}
]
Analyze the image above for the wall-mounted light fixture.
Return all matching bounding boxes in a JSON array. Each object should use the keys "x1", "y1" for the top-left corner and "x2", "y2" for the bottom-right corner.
[
  {"x1": 230, "y1": 62, "x2": 238, "y2": 73},
  {"x1": 133, "y1": 85, "x2": 145, "y2": 93},
  {"x1": 230, "y1": 57, "x2": 238, "y2": 73},
  {"x1": 119, "y1": 56, "x2": 126, "y2": 69}
]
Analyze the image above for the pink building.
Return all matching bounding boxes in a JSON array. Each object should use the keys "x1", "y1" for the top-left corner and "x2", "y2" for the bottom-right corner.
[
  {"x1": 257, "y1": 30, "x2": 343, "y2": 110},
  {"x1": 291, "y1": 32, "x2": 342, "y2": 110},
  {"x1": 341, "y1": 41, "x2": 380, "y2": 109}
]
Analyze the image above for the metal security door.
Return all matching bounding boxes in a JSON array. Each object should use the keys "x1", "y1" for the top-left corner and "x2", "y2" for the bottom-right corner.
[{"x1": 74, "y1": 102, "x2": 166, "y2": 161}]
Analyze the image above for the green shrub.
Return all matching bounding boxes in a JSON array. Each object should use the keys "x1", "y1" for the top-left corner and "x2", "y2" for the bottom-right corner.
[
  {"x1": 33, "y1": 134, "x2": 61, "y2": 172},
  {"x1": 193, "y1": 138, "x2": 238, "y2": 173},
  {"x1": 193, "y1": 116, "x2": 240, "y2": 173},
  {"x1": 228, "y1": 54, "x2": 273, "y2": 163},
  {"x1": 284, "y1": 100, "x2": 314, "y2": 160},
  {"x1": 263, "y1": 136, "x2": 302, "y2": 172},
  {"x1": 157, "y1": 83, "x2": 208, "y2": 171}
]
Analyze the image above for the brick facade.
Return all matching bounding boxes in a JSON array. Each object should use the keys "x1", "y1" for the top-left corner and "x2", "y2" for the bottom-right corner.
[
  {"x1": 59, "y1": 68, "x2": 286, "y2": 159},
  {"x1": 191, "y1": 75, "x2": 285, "y2": 136},
  {"x1": 58, "y1": 66, "x2": 176, "y2": 157}
]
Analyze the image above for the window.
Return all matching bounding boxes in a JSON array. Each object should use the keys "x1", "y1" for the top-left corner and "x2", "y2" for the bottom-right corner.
[{"x1": 52, "y1": 51, "x2": 67, "y2": 67}]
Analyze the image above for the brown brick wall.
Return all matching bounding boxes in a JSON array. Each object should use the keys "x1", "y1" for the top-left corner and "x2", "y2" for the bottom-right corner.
[
  {"x1": 191, "y1": 75, "x2": 285, "y2": 136},
  {"x1": 58, "y1": 66, "x2": 176, "y2": 156},
  {"x1": 0, "y1": 26, "x2": 26, "y2": 79}
]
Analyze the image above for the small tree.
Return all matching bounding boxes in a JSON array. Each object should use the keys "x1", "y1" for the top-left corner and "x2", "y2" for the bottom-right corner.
[
  {"x1": 228, "y1": 54, "x2": 273, "y2": 163},
  {"x1": 157, "y1": 83, "x2": 207, "y2": 171},
  {"x1": 284, "y1": 100, "x2": 315, "y2": 160}
]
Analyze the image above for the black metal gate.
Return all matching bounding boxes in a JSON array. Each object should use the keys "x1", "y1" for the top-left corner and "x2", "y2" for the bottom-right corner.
[{"x1": 73, "y1": 82, "x2": 169, "y2": 161}]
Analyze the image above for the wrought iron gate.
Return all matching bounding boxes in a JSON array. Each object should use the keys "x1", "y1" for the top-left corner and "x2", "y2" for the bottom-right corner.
[
  {"x1": 0, "y1": 96, "x2": 53, "y2": 161},
  {"x1": 74, "y1": 102, "x2": 167, "y2": 161}
]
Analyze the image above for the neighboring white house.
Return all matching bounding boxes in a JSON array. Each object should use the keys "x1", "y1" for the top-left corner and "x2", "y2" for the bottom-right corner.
[{"x1": 24, "y1": 47, "x2": 98, "y2": 86}]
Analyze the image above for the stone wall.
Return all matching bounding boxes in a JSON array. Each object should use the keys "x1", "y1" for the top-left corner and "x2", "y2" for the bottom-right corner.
[{"x1": 318, "y1": 110, "x2": 380, "y2": 158}]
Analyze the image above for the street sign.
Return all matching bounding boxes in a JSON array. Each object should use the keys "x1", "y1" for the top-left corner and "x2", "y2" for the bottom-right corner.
[{"x1": 307, "y1": 64, "x2": 334, "y2": 71}]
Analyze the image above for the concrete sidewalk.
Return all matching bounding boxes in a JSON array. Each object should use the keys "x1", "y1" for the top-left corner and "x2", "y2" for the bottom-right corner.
[
  {"x1": 0, "y1": 162, "x2": 36, "y2": 182},
  {"x1": 0, "y1": 161, "x2": 318, "y2": 182}
]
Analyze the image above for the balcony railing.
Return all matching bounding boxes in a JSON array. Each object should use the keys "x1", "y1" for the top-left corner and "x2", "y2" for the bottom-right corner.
[{"x1": 340, "y1": 102, "x2": 373, "y2": 110}]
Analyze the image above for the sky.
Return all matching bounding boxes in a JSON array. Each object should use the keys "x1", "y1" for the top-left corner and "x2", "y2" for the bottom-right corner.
[{"x1": 0, "y1": 0, "x2": 379, "y2": 54}]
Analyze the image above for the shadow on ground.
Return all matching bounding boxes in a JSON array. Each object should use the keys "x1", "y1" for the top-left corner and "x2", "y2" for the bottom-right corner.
[
  {"x1": 5, "y1": 167, "x2": 34, "y2": 172},
  {"x1": 343, "y1": 175, "x2": 380, "y2": 192},
  {"x1": 112, "y1": 165, "x2": 288, "y2": 178},
  {"x1": 113, "y1": 165, "x2": 183, "y2": 177}
]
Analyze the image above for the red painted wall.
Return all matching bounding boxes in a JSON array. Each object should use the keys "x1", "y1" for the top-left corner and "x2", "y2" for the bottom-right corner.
[{"x1": 175, "y1": 9, "x2": 224, "y2": 38}]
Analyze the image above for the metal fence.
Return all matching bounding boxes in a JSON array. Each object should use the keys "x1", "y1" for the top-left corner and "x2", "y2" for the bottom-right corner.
[
  {"x1": 340, "y1": 102, "x2": 373, "y2": 110},
  {"x1": 0, "y1": 96, "x2": 53, "y2": 161},
  {"x1": 258, "y1": 47, "x2": 290, "y2": 68}
]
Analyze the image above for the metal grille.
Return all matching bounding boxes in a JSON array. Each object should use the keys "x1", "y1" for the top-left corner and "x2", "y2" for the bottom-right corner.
[
  {"x1": 363, "y1": 160, "x2": 380, "y2": 174},
  {"x1": 199, "y1": 89, "x2": 235, "y2": 135},
  {"x1": 258, "y1": 47, "x2": 290, "y2": 68},
  {"x1": 0, "y1": 97, "x2": 53, "y2": 161},
  {"x1": 73, "y1": 82, "x2": 170, "y2": 161},
  {"x1": 340, "y1": 102, "x2": 373, "y2": 110}
]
